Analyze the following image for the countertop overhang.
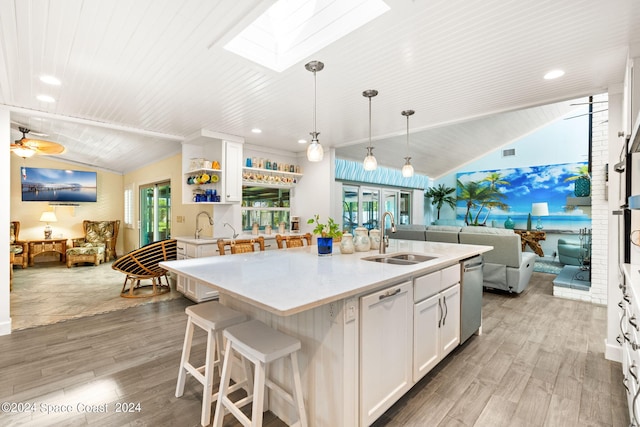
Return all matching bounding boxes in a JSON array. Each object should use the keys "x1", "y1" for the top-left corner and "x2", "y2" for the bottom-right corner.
[{"x1": 161, "y1": 239, "x2": 492, "y2": 316}]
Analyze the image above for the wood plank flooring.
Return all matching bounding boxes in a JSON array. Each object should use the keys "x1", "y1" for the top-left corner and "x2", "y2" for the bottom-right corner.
[{"x1": 0, "y1": 272, "x2": 628, "y2": 426}]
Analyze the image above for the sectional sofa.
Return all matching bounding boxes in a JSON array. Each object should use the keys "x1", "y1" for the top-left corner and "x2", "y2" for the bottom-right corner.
[{"x1": 388, "y1": 224, "x2": 537, "y2": 294}]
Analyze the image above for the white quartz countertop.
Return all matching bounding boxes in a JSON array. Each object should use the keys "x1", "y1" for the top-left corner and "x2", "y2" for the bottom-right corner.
[{"x1": 161, "y1": 239, "x2": 492, "y2": 316}]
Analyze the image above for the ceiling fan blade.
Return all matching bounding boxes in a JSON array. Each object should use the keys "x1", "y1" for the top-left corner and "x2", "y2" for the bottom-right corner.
[
  {"x1": 564, "y1": 109, "x2": 608, "y2": 120},
  {"x1": 569, "y1": 101, "x2": 608, "y2": 106},
  {"x1": 22, "y1": 138, "x2": 66, "y2": 155},
  {"x1": 10, "y1": 121, "x2": 48, "y2": 137}
]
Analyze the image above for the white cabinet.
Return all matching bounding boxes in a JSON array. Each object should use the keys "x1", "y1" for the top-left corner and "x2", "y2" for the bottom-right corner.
[
  {"x1": 413, "y1": 265, "x2": 461, "y2": 381},
  {"x1": 360, "y1": 281, "x2": 413, "y2": 427},
  {"x1": 223, "y1": 141, "x2": 242, "y2": 202},
  {"x1": 181, "y1": 130, "x2": 244, "y2": 205},
  {"x1": 620, "y1": 266, "x2": 640, "y2": 425},
  {"x1": 176, "y1": 239, "x2": 219, "y2": 302}
]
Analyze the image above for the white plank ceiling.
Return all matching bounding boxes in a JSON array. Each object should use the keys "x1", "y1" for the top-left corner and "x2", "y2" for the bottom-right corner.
[{"x1": 1, "y1": 0, "x2": 639, "y2": 177}]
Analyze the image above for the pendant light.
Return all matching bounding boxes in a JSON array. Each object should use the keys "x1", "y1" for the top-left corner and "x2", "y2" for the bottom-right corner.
[
  {"x1": 305, "y1": 60, "x2": 324, "y2": 162},
  {"x1": 401, "y1": 109, "x2": 415, "y2": 177},
  {"x1": 362, "y1": 89, "x2": 378, "y2": 171}
]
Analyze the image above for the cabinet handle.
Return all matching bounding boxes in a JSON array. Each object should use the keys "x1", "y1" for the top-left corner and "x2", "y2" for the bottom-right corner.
[
  {"x1": 632, "y1": 315, "x2": 639, "y2": 331},
  {"x1": 619, "y1": 334, "x2": 625, "y2": 345},
  {"x1": 438, "y1": 298, "x2": 443, "y2": 328},
  {"x1": 442, "y1": 295, "x2": 448, "y2": 326},
  {"x1": 631, "y1": 362, "x2": 638, "y2": 382},
  {"x1": 624, "y1": 376, "x2": 631, "y2": 394},
  {"x1": 625, "y1": 293, "x2": 632, "y2": 303},
  {"x1": 379, "y1": 288, "x2": 401, "y2": 301}
]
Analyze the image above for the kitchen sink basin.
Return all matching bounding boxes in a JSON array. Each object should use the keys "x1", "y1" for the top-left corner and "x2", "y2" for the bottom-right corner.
[{"x1": 362, "y1": 252, "x2": 439, "y2": 265}]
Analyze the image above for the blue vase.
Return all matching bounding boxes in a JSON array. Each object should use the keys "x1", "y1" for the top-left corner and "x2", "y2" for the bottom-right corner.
[
  {"x1": 504, "y1": 217, "x2": 515, "y2": 229},
  {"x1": 317, "y1": 237, "x2": 333, "y2": 256},
  {"x1": 574, "y1": 177, "x2": 590, "y2": 197}
]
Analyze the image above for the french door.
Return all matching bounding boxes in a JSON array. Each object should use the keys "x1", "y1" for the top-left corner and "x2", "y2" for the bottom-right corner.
[{"x1": 139, "y1": 181, "x2": 171, "y2": 247}]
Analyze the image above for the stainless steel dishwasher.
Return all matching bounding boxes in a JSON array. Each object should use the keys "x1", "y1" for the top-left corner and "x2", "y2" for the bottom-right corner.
[{"x1": 460, "y1": 255, "x2": 483, "y2": 344}]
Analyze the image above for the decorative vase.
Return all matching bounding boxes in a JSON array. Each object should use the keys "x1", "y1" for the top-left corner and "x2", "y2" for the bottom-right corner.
[
  {"x1": 504, "y1": 216, "x2": 515, "y2": 229},
  {"x1": 354, "y1": 227, "x2": 371, "y2": 252},
  {"x1": 369, "y1": 229, "x2": 381, "y2": 250},
  {"x1": 340, "y1": 233, "x2": 354, "y2": 254},
  {"x1": 574, "y1": 176, "x2": 591, "y2": 197},
  {"x1": 317, "y1": 237, "x2": 333, "y2": 256},
  {"x1": 526, "y1": 213, "x2": 532, "y2": 231}
]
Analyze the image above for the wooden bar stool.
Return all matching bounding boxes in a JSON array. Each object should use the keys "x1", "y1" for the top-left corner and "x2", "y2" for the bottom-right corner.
[
  {"x1": 213, "y1": 319, "x2": 307, "y2": 427},
  {"x1": 175, "y1": 301, "x2": 250, "y2": 427}
]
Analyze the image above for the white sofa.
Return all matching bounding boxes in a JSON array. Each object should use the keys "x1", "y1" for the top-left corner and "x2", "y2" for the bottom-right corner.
[{"x1": 388, "y1": 224, "x2": 537, "y2": 293}]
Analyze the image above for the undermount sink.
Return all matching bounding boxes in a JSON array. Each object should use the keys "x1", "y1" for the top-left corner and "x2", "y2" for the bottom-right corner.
[{"x1": 362, "y1": 252, "x2": 439, "y2": 265}]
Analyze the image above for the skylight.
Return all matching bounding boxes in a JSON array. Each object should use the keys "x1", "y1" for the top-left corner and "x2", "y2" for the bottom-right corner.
[{"x1": 224, "y1": 0, "x2": 390, "y2": 72}]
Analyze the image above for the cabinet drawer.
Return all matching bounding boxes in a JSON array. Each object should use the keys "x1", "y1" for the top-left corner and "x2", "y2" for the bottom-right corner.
[
  {"x1": 414, "y1": 271, "x2": 440, "y2": 302},
  {"x1": 176, "y1": 243, "x2": 187, "y2": 257},
  {"x1": 185, "y1": 243, "x2": 198, "y2": 258},
  {"x1": 441, "y1": 264, "x2": 461, "y2": 287}
]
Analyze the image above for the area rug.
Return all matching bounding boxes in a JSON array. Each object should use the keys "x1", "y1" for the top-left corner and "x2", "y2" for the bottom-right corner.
[
  {"x1": 533, "y1": 259, "x2": 564, "y2": 275},
  {"x1": 10, "y1": 261, "x2": 185, "y2": 330}
]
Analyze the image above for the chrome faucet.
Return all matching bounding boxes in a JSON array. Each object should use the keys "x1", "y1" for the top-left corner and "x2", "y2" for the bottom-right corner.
[
  {"x1": 224, "y1": 222, "x2": 239, "y2": 239},
  {"x1": 379, "y1": 211, "x2": 396, "y2": 254},
  {"x1": 195, "y1": 211, "x2": 213, "y2": 239}
]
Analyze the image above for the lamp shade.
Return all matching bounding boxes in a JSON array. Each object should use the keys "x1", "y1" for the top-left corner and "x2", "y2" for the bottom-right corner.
[
  {"x1": 531, "y1": 202, "x2": 549, "y2": 217},
  {"x1": 40, "y1": 211, "x2": 58, "y2": 223}
]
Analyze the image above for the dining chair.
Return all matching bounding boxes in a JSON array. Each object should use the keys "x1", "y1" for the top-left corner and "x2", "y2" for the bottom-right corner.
[
  {"x1": 275, "y1": 233, "x2": 312, "y2": 249},
  {"x1": 217, "y1": 237, "x2": 265, "y2": 255}
]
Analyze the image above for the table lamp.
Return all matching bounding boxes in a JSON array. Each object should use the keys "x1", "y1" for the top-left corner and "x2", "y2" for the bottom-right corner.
[
  {"x1": 531, "y1": 202, "x2": 549, "y2": 230},
  {"x1": 40, "y1": 211, "x2": 58, "y2": 239}
]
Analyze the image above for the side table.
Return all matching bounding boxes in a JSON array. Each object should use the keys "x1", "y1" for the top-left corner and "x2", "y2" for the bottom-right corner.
[
  {"x1": 514, "y1": 230, "x2": 546, "y2": 257},
  {"x1": 28, "y1": 238, "x2": 68, "y2": 266}
]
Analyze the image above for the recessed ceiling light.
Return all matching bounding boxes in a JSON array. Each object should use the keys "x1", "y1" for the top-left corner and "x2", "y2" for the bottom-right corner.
[
  {"x1": 40, "y1": 75, "x2": 61, "y2": 85},
  {"x1": 544, "y1": 69, "x2": 565, "y2": 80},
  {"x1": 224, "y1": 0, "x2": 390, "y2": 72},
  {"x1": 298, "y1": 139, "x2": 307, "y2": 144},
  {"x1": 251, "y1": 128, "x2": 262, "y2": 134},
  {"x1": 36, "y1": 94, "x2": 56, "y2": 103}
]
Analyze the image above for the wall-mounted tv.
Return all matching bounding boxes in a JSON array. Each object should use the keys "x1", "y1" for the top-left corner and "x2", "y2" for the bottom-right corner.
[{"x1": 21, "y1": 167, "x2": 97, "y2": 203}]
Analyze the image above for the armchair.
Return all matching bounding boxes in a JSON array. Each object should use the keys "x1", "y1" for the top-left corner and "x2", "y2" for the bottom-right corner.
[
  {"x1": 558, "y1": 238, "x2": 590, "y2": 266},
  {"x1": 71, "y1": 220, "x2": 120, "y2": 261},
  {"x1": 10, "y1": 221, "x2": 28, "y2": 269}
]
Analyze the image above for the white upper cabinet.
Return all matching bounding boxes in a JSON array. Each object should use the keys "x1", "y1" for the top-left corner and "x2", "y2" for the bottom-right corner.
[{"x1": 181, "y1": 130, "x2": 244, "y2": 205}]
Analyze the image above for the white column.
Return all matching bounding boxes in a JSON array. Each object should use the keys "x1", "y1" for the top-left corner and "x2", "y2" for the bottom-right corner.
[{"x1": 0, "y1": 108, "x2": 12, "y2": 335}]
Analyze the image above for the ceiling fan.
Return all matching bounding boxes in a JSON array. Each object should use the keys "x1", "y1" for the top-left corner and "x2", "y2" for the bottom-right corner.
[{"x1": 10, "y1": 127, "x2": 65, "y2": 158}]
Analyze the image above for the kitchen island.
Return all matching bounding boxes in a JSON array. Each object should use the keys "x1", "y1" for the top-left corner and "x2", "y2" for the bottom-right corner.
[{"x1": 161, "y1": 239, "x2": 491, "y2": 426}]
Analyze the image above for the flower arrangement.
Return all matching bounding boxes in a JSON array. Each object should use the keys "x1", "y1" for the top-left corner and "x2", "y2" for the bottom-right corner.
[{"x1": 307, "y1": 215, "x2": 343, "y2": 238}]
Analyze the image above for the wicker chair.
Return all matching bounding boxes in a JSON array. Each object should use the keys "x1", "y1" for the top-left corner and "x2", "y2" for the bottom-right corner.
[
  {"x1": 71, "y1": 220, "x2": 120, "y2": 262},
  {"x1": 275, "y1": 233, "x2": 312, "y2": 249},
  {"x1": 10, "y1": 221, "x2": 28, "y2": 269},
  {"x1": 217, "y1": 237, "x2": 265, "y2": 255},
  {"x1": 112, "y1": 239, "x2": 177, "y2": 298}
]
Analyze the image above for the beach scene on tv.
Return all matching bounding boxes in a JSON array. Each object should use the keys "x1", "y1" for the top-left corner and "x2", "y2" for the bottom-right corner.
[{"x1": 21, "y1": 167, "x2": 97, "y2": 202}]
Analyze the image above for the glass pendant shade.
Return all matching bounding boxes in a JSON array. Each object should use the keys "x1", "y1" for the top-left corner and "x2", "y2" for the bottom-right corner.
[
  {"x1": 402, "y1": 158, "x2": 414, "y2": 177},
  {"x1": 363, "y1": 147, "x2": 377, "y2": 171},
  {"x1": 307, "y1": 134, "x2": 324, "y2": 162},
  {"x1": 305, "y1": 61, "x2": 324, "y2": 162}
]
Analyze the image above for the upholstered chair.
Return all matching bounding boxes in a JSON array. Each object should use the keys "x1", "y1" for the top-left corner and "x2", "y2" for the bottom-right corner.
[
  {"x1": 10, "y1": 221, "x2": 28, "y2": 269},
  {"x1": 71, "y1": 220, "x2": 120, "y2": 261}
]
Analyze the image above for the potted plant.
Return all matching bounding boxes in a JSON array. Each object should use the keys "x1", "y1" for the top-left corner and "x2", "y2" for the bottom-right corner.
[{"x1": 307, "y1": 215, "x2": 343, "y2": 255}]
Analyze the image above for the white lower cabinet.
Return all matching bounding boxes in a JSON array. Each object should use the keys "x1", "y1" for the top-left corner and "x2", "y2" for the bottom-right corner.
[
  {"x1": 413, "y1": 264, "x2": 461, "y2": 382},
  {"x1": 360, "y1": 281, "x2": 413, "y2": 427},
  {"x1": 414, "y1": 283, "x2": 460, "y2": 381},
  {"x1": 620, "y1": 269, "x2": 640, "y2": 426},
  {"x1": 175, "y1": 239, "x2": 219, "y2": 302}
]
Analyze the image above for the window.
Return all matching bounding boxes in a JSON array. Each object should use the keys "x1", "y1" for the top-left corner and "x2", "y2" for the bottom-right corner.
[
  {"x1": 342, "y1": 183, "x2": 412, "y2": 232},
  {"x1": 241, "y1": 186, "x2": 290, "y2": 232}
]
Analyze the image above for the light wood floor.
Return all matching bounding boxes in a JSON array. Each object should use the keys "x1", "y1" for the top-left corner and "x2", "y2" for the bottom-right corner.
[{"x1": 0, "y1": 272, "x2": 628, "y2": 426}]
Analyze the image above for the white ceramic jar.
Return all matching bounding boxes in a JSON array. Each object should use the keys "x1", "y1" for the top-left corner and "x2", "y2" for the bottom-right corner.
[
  {"x1": 369, "y1": 229, "x2": 381, "y2": 250},
  {"x1": 340, "y1": 233, "x2": 354, "y2": 254},
  {"x1": 354, "y1": 227, "x2": 371, "y2": 252}
]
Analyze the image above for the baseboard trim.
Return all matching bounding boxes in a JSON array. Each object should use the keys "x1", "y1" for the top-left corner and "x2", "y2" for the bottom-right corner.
[
  {"x1": 605, "y1": 339, "x2": 622, "y2": 363},
  {"x1": 0, "y1": 318, "x2": 12, "y2": 336}
]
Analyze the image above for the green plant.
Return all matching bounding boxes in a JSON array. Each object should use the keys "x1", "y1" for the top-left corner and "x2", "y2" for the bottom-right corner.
[
  {"x1": 563, "y1": 164, "x2": 590, "y2": 182},
  {"x1": 307, "y1": 215, "x2": 343, "y2": 238}
]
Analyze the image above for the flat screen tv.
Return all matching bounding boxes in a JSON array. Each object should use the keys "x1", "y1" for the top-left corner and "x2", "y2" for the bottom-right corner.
[{"x1": 21, "y1": 167, "x2": 97, "y2": 203}]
